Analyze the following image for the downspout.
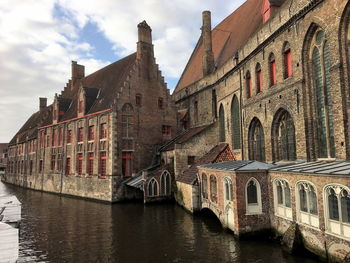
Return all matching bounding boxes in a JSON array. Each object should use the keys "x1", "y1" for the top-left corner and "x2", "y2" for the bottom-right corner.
[{"x1": 60, "y1": 123, "x2": 66, "y2": 195}]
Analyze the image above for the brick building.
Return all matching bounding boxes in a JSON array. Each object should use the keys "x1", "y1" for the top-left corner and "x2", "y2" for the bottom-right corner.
[
  {"x1": 3, "y1": 21, "x2": 177, "y2": 202},
  {"x1": 171, "y1": 0, "x2": 350, "y2": 261},
  {"x1": 0, "y1": 143, "x2": 8, "y2": 174}
]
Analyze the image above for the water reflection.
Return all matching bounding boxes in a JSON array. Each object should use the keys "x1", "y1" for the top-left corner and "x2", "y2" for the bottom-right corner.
[{"x1": 0, "y1": 182, "x2": 318, "y2": 263}]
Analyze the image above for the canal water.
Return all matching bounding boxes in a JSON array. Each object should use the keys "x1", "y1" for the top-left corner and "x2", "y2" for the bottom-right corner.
[{"x1": 0, "y1": 182, "x2": 319, "y2": 263}]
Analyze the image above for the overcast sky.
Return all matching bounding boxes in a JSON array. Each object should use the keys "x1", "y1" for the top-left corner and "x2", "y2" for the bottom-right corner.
[{"x1": 0, "y1": 0, "x2": 245, "y2": 142}]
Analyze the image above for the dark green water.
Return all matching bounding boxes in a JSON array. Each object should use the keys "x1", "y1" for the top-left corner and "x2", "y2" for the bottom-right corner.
[{"x1": 0, "y1": 182, "x2": 319, "y2": 263}]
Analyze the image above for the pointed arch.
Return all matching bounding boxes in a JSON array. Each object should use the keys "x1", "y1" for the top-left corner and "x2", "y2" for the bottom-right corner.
[
  {"x1": 248, "y1": 118, "x2": 265, "y2": 161},
  {"x1": 282, "y1": 41, "x2": 292, "y2": 79},
  {"x1": 160, "y1": 170, "x2": 171, "y2": 196},
  {"x1": 219, "y1": 104, "x2": 225, "y2": 142},
  {"x1": 269, "y1": 53, "x2": 276, "y2": 86},
  {"x1": 271, "y1": 108, "x2": 296, "y2": 161},
  {"x1": 302, "y1": 24, "x2": 335, "y2": 159},
  {"x1": 255, "y1": 63, "x2": 262, "y2": 93},
  {"x1": 231, "y1": 96, "x2": 241, "y2": 149},
  {"x1": 148, "y1": 178, "x2": 158, "y2": 197},
  {"x1": 245, "y1": 177, "x2": 262, "y2": 214}
]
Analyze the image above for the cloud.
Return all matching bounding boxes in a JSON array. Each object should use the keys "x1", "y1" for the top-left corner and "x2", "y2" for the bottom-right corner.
[{"x1": 0, "y1": 0, "x2": 245, "y2": 142}]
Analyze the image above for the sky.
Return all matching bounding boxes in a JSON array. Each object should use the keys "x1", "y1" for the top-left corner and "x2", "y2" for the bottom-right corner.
[{"x1": 0, "y1": 0, "x2": 246, "y2": 142}]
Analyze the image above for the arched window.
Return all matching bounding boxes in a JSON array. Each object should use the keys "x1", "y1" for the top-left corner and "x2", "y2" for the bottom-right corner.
[
  {"x1": 324, "y1": 185, "x2": 350, "y2": 238},
  {"x1": 202, "y1": 173, "x2": 208, "y2": 199},
  {"x1": 210, "y1": 175, "x2": 217, "y2": 203},
  {"x1": 219, "y1": 104, "x2": 225, "y2": 142},
  {"x1": 224, "y1": 178, "x2": 232, "y2": 201},
  {"x1": 231, "y1": 96, "x2": 241, "y2": 150},
  {"x1": 256, "y1": 63, "x2": 262, "y2": 93},
  {"x1": 246, "y1": 71, "x2": 252, "y2": 98},
  {"x1": 283, "y1": 42, "x2": 292, "y2": 79},
  {"x1": 269, "y1": 53, "x2": 277, "y2": 86},
  {"x1": 160, "y1": 171, "x2": 171, "y2": 195},
  {"x1": 297, "y1": 181, "x2": 319, "y2": 227},
  {"x1": 310, "y1": 30, "x2": 335, "y2": 158},
  {"x1": 246, "y1": 178, "x2": 262, "y2": 214},
  {"x1": 248, "y1": 118, "x2": 265, "y2": 161},
  {"x1": 148, "y1": 178, "x2": 158, "y2": 197},
  {"x1": 274, "y1": 179, "x2": 292, "y2": 219},
  {"x1": 272, "y1": 109, "x2": 296, "y2": 161}
]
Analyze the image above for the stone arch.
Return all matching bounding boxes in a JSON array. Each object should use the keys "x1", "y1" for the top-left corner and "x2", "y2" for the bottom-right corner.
[
  {"x1": 231, "y1": 95, "x2": 241, "y2": 150},
  {"x1": 301, "y1": 23, "x2": 335, "y2": 160},
  {"x1": 219, "y1": 104, "x2": 225, "y2": 142},
  {"x1": 200, "y1": 207, "x2": 222, "y2": 226},
  {"x1": 248, "y1": 117, "x2": 265, "y2": 161},
  {"x1": 148, "y1": 178, "x2": 159, "y2": 197},
  {"x1": 271, "y1": 108, "x2": 296, "y2": 162}
]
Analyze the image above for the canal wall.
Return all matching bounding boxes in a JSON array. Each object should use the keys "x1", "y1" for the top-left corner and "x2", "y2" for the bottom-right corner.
[{"x1": 1, "y1": 173, "x2": 141, "y2": 202}]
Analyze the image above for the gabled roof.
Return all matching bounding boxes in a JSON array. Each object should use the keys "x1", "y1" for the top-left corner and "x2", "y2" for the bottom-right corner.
[
  {"x1": 177, "y1": 143, "x2": 236, "y2": 185},
  {"x1": 174, "y1": 0, "x2": 286, "y2": 93},
  {"x1": 61, "y1": 53, "x2": 136, "y2": 121},
  {"x1": 160, "y1": 124, "x2": 211, "y2": 152}
]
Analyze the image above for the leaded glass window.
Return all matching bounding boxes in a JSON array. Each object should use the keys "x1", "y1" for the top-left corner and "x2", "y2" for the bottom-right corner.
[
  {"x1": 231, "y1": 96, "x2": 241, "y2": 149},
  {"x1": 219, "y1": 104, "x2": 225, "y2": 142},
  {"x1": 247, "y1": 180, "x2": 258, "y2": 204},
  {"x1": 248, "y1": 118, "x2": 265, "y2": 161}
]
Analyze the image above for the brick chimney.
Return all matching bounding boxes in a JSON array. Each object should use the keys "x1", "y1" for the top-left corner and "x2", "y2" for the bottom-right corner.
[
  {"x1": 71, "y1": 61, "x2": 85, "y2": 86},
  {"x1": 39, "y1": 97, "x2": 47, "y2": 111},
  {"x1": 202, "y1": 11, "x2": 215, "y2": 76},
  {"x1": 137, "y1": 20, "x2": 154, "y2": 60}
]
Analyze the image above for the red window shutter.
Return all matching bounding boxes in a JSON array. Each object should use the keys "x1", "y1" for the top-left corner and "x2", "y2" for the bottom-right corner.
[
  {"x1": 87, "y1": 153, "x2": 94, "y2": 176},
  {"x1": 100, "y1": 123, "x2": 107, "y2": 139},
  {"x1": 100, "y1": 152, "x2": 106, "y2": 176},
  {"x1": 66, "y1": 158, "x2": 71, "y2": 175},
  {"x1": 77, "y1": 154, "x2": 83, "y2": 175}
]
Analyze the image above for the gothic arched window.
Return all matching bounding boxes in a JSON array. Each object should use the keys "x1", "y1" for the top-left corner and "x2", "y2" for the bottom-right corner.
[
  {"x1": 324, "y1": 185, "x2": 350, "y2": 238},
  {"x1": 246, "y1": 71, "x2": 252, "y2": 98},
  {"x1": 274, "y1": 179, "x2": 292, "y2": 219},
  {"x1": 248, "y1": 118, "x2": 265, "y2": 161},
  {"x1": 246, "y1": 178, "x2": 262, "y2": 214},
  {"x1": 160, "y1": 170, "x2": 171, "y2": 195},
  {"x1": 219, "y1": 104, "x2": 225, "y2": 142},
  {"x1": 269, "y1": 53, "x2": 277, "y2": 86},
  {"x1": 272, "y1": 109, "x2": 296, "y2": 161},
  {"x1": 311, "y1": 30, "x2": 335, "y2": 158},
  {"x1": 202, "y1": 173, "x2": 208, "y2": 199},
  {"x1": 297, "y1": 181, "x2": 319, "y2": 228},
  {"x1": 210, "y1": 175, "x2": 217, "y2": 203},
  {"x1": 231, "y1": 96, "x2": 241, "y2": 150},
  {"x1": 256, "y1": 63, "x2": 262, "y2": 93},
  {"x1": 283, "y1": 42, "x2": 292, "y2": 79},
  {"x1": 148, "y1": 178, "x2": 158, "y2": 197}
]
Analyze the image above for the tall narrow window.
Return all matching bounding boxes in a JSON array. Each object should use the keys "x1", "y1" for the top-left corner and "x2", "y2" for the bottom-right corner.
[
  {"x1": 58, "y1": 128, "x2": 63, "y2": 146},
  {"x1": 224, "y1": 178, "x2": 232, "y2": 201},
  {"x1": 122, "y1": 153, "x2": 133, "y2": 177},
  {"x1": 246, "y1": 71, "x2": 252, "y2": 98},
  {"x1": 194, "y1": 101, "x2": 198, "y2": 124},
  {"x1": 160, "y1": 171, "x2": 171, "y2": 195},
  {"x1": 66, "y1": 157, "x2": 71, "y2": 175},
  {"x1": 212, "y1": 89, "x2": 217, "y2": 118},
  {"x1": 122, "y1": 104, "x2": 134, "y2": 151},
  {"x1": 67, "y1": 129, "x2": 72, "y2": 144},
  {"x1": 51, "y1": 154, "x2": 56, "y2": 171},
  {"x1": 148, "y1": 179, "x2": 158, "y2": 196},
  {"x1": 248, "y1": 118, "x2": 265, "y2": 161},
  {"x1": 246, "y1": 178, "x2": 262, "y2": 214},
  {"x1": 274, "y1": 179, "x2": 292, "y2": 219},
  {"x1": 210, "y1": 175, "x2": 217, "y2": 203},
  {"x1": 52, "y1": 128, "x2": 56, "y2": 147},
  {"x1": 311, "y1": 30, "x2": 335, "y2": 158},
  {"x1": 78, "y1": 100, "x2": 83, "y2": 113},
  {"x1": 99, "y1": 152, "x2": 107, "y2": 176},
  {"x1": 269, "y1": 53, "x2": 277, "y2": 86},
  {"x1": 256, "y1": 63, "x2": 263, "y2": 93},
  {"x1": 78, "y1": 127, "x2": 84, "y2": 142},
  {"x1": 77, "y1": 153, "x2": 83, "y2": 175},
  {"x1": 272, "y1": 109, "x2": 296, "y2": 161},
  {"x1": 283, "y1": 42, "x2": 292, "y2": 79},
  {"x1": 87, "y1": 153, "x2": 94, "y2": 176},
  {"x1": 88, "y1": 126, "x2": 94, "y2": 141},
  {"x1": 219, "y1": 104, "x2": 225, "y2": 142},
  {"x1": 231, "y1": 96, "x2": 241, "y2": 149},
  {"x1": 100, "y1": 123, "x2": 107, "y2": 139},
  {"x1": 202, "y1": 173, "x2": 208, "y2": 199}
]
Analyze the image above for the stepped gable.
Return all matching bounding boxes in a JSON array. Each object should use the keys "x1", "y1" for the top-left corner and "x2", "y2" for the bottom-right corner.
[
  {"x1": 177, "y1": 143, "x2": 236, "y2": 185},
  {"x1": 61, "y1": 53, "x2": 136, "y2": 121},
  {"x1": 9, "y1": 105, "x2": 52, "y2": 145},
  {"x1": 174, "y1": 0, "x2": 286, "y2": 93}
]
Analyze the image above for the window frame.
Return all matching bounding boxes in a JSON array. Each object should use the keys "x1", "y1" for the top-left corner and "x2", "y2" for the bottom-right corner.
[
  {"x1": 245, "y1": 178, "x2": 262, "y2": 215},
  {"x1": 296, "y1": 181, "x2": 319, "y2": 228}
]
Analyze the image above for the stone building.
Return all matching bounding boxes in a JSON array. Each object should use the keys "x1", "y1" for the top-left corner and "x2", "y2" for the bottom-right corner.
[
  {"x1": 172, "y1": 0, "x2": 350, "y2": 261},
  {"x1": 0, "y1": 143, "x2": 8, "y2": 174},
  {"x1": 3, "y1": 21, "x2": 177, "y2": 202}
]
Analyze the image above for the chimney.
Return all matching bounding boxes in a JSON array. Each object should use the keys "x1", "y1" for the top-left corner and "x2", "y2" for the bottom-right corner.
[
  {"x1": 137, "y1": 20, "x2": 153, "y2": 60},
  {"x1": 71, "y1": 61, "x2": 85, "y2": 85},
  {"x1": 39, "y1": 97, "x2": 47, "y2": 111},
  {"x1": 202, "y1": 11, "x2": 215, "y2": 76}
]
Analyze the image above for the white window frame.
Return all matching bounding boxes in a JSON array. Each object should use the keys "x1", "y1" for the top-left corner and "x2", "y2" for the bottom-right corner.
[
  {"x1": 148, "y1": 178, "x2": 159, "y2": 197},
  {"x1": 245, "y1": 177, "x2": 262, "y2": 215},
  {"x1": 273, "y1": 178, "x2": 292, "y2": 220},
  {"x1": 160, "y1": 170, "x2": 171, "y2": 196},
  {"x1": 324, "y1": 184, "x2": 350, "y2": 239},
  {"x1": 295, "y1": 181, "x2": 319, "y2": 228},
  {"x1": 224, "y1": 177, "x2": 233, "y2": 202}
]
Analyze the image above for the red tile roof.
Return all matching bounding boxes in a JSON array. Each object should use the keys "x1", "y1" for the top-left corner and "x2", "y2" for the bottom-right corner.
[
  {"x1": 174, "y1": 0, "x2": 286, "y2": 93},
  {"x1": 176, "y1": 143, "x2": 236, "y2": 185}
]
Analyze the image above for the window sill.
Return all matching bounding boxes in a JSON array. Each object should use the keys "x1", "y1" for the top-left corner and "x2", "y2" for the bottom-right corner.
[{"x1": 245, "y1": 212, "x2": 263, "y2": 216}]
